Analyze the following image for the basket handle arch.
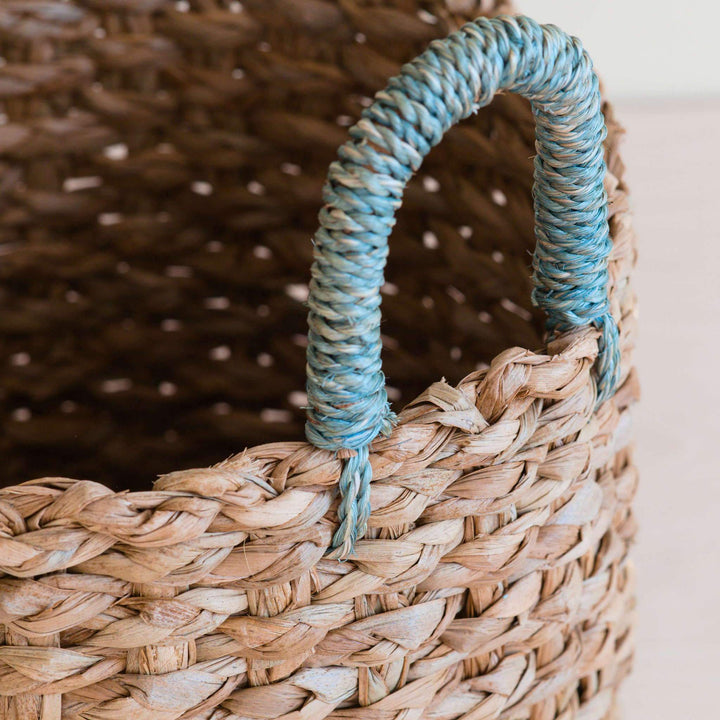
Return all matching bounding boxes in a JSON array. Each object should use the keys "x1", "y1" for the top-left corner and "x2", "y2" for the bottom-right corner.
[{"x1": 305, "y1": 15, "x2": 620, "y2": 558}]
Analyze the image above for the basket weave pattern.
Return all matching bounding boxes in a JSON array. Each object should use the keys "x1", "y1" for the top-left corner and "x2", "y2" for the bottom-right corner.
[{"x1": 0, "y1": 2, "x2": 638, "y2": 719}]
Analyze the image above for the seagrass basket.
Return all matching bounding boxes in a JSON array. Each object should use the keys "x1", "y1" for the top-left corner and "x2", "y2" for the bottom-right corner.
[{"x1": 0, "y1": 2, "x2": 639, "y2": 718}]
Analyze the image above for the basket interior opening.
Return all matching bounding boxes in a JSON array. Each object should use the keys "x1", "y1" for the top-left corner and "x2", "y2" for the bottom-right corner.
[{"x1": 0, "y1": 11, "x2": 545, "y2": 491}]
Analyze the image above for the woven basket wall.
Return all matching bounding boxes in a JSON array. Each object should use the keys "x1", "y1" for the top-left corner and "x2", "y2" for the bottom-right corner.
[{"x1": 0, "y1": 1, "x2": 638, "y2": 719}]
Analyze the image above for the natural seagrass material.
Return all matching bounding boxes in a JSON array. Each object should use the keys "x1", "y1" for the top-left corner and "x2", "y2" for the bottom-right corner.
[{"x1": 0, "y1": 2, "x2": 638, "y2": 720}]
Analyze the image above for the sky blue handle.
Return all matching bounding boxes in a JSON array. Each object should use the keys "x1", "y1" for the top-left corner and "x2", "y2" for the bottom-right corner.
[{"x1": 305, "y1": 15, "x2": 621, "y2": 558}]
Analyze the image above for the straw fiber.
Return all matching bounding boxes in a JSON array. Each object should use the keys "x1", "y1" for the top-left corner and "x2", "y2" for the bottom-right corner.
[{"x1": 0, "y1": 1, "x2": 638, "y2": 719}]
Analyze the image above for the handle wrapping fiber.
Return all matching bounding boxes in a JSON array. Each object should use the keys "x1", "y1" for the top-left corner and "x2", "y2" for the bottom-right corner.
[{"x1": 306, "y1": 15, "x2": 620, "y2": 557}]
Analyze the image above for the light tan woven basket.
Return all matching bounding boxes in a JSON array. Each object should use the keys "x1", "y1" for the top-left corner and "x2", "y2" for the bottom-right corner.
[{"x1": 0, "y1": 1, "x2": 638, "y2": 719}]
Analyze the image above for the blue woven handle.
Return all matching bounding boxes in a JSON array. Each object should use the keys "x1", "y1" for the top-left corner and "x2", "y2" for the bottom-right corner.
[{"x1": 305, "y1": 15, "x2": 620, "y2": 558}]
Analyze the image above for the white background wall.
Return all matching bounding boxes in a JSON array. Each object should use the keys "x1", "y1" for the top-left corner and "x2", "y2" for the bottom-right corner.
[
  {"x1": 618, "y1": 101, "x2": 720, "y2": 719},
  {"x1": 524, "y1": 1, "x2": 720, "y2": 99}
]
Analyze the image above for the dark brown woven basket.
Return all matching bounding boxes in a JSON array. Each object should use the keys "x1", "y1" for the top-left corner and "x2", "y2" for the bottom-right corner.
[{"x1": 0, "y1": 2, "x2": 638, "y2": 718}]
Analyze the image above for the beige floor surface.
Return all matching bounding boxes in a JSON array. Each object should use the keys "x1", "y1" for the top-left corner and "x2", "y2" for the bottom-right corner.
[{"x1": 616, "y1": 100, "x2": 720, "y2": 717}]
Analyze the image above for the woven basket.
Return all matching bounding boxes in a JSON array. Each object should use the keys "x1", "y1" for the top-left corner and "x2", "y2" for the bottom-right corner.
[{"x1": 0, "y1": 2, "x2": 639, "y2": 719}]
